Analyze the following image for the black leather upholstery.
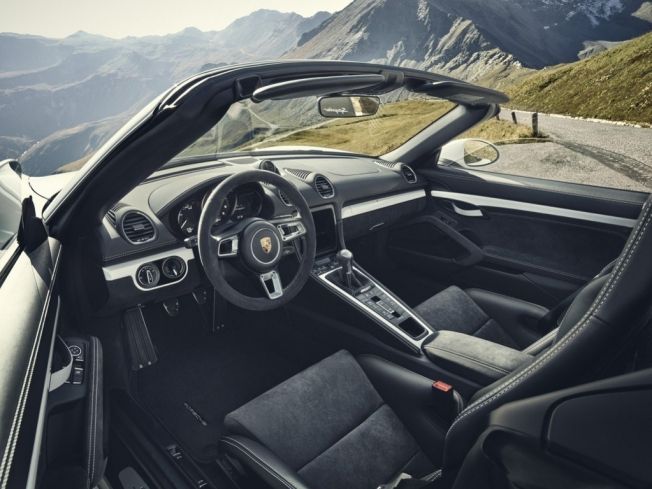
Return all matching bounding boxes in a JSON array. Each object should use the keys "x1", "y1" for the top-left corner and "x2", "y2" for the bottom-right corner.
[
  {"x1": 443, "y1": 196, "x2": 652, "y2": 472},
  {"x1": 415, "y1": 286, "x2": 548, "y2": 349}
]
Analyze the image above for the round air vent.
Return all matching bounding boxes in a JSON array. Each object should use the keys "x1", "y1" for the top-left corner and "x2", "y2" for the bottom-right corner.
[
  {"x1": 259, "y1": 160, "x2": 280, "y2": 174},
  {"x1": 313, "y1": 174, "x2": 335, "y2": 199},
  {"x1": 120, "y1": 211, "x2": 157, "y2": 244},
  {"x1": 400, "y1": 164, "x2": 417, "y2": 184}
]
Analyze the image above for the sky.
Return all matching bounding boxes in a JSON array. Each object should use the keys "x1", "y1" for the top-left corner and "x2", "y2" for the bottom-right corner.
[{"x1": 0, "y1": 0, "x2": 352, "y2": 39}]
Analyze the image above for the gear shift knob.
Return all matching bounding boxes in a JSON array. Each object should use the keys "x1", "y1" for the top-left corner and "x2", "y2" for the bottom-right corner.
[{"x1": 336, "y1": 249, "x2": 354, "y2": 289}]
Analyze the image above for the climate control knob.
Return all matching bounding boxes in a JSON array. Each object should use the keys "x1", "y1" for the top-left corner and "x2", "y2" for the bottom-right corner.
[{"x1": 136, "y1": 263, "x2": 160, "y2": 289}]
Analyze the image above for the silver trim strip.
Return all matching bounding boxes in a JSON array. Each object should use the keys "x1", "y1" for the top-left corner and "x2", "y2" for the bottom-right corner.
[
  {"x1": 342, "y1": 190, "x2": 426, "y2": 219},
  {"x1": 315, "y1": 266, "x2": 432, "y2": 351},
  {"x1": 430, "y1": 190, "x2": 637, "y2": 228},
  {"x1": 103, "y1": 247, "x2": 194, "y2": 291},
  {"x1": 452, "y1": 202, "x2": 483, "y2": 218}
]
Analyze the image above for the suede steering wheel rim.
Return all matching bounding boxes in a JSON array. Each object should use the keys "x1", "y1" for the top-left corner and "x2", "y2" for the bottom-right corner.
[{"x1": 197, "y1": 170, "x2": 317, "y2": 311}]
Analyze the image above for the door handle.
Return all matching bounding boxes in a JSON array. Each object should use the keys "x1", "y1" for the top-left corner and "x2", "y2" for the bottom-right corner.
[{"x1": 452, "y1": 202, "x2": 484, "y2": 217}]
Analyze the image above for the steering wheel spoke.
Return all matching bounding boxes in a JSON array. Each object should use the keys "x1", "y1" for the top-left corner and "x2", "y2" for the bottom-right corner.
[
  {"x1": 213, "y1": 233, "x2": 239, "y2": 258},
  {"x1": 274, "y1": 218, "x2": 307, "y2": 242},
  {"x1": 259, "y1": 269, "x2": 283, "y2": 300}
]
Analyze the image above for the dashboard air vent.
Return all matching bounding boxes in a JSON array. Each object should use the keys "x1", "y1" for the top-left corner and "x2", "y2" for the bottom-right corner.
[
  {"x1": 105, "y1": 203, "x2": 126, "y2": 227},
  {"x1": 375, "y1": 160, "x2": 399, "y2": 169},
  {"x1": 278, "y1": 190, "x2": 292, "y2": 206},
  {"x1": 259, "y1": 160, "x2": 280, "y2": 175},
  {"x1": 121, "y1": 211, "x2": 156, "y2": 244},
  {"x1": 314, "y1": 175, "x2": 335, "y2": 199},
  {"x1": 285, "y1": 168, "x2": 312, "y2": 181},
  {"x1": 400, "y1": 164, "x2": 418, "y2": 184}
]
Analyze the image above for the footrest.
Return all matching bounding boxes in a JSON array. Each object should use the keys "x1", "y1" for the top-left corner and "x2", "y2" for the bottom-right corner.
[{"x1": 123, "y1": 307, "x2": 158, "y2": 370}]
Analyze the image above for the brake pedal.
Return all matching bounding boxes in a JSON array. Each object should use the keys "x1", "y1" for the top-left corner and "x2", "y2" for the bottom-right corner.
[{"x1": 123, "y1": 307, "x2": 158, "y2": 371}]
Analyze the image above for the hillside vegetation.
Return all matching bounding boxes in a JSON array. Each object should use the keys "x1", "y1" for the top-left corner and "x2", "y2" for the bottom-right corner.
[
  {"x1": 255, "y1": 100, "x2": 534, "y2": 156},
  {"x1": 508, "y1": 32, "x2": 652, "y2": 124}
]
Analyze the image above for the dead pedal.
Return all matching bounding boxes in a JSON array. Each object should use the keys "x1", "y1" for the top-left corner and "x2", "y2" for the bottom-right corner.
[{"x1": 123, "y1": 307, "x2": 158, "y2": 371}]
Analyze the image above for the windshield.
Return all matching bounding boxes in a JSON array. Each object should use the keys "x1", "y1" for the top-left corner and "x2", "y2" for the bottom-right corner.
[{"x1": 173, "y1": 90, "x2": 456, "y2": 160}]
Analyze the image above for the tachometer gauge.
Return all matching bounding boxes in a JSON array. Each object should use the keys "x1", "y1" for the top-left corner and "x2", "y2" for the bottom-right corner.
[
  {"x1": 203, "y1": 190, "x2": 236, "y2": 225},
  {"x1": 177, "y1": 201, "x2": 201, "y2": 236}
]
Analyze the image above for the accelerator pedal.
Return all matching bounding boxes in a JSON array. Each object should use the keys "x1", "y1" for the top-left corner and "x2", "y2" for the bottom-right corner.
[{"x1": 123, "y1": 307, "x2": 158, "y2": 371}]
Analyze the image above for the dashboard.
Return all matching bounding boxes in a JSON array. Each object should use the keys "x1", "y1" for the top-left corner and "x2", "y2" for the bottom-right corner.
[{"x1": 98, "y1": 153, "x2": 427, "y2": 311}]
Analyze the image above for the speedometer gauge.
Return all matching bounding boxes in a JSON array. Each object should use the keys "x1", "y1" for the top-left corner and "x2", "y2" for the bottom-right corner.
[{"x1": 177, "y1": 201, "x2": 201, "y2": 236}]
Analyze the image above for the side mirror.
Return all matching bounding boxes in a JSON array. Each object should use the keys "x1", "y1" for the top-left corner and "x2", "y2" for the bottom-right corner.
[
  {"x1": 318, "y1": 95, "x2": 380, "y2": 118},
  {"x1": 439, "y1": 139, "x2": 500, "y2": 168}
]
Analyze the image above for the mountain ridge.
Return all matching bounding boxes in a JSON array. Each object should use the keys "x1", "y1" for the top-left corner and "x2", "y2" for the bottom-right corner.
[{"x1": 1, "y1": 1, "x2": 650, "y2": 175}]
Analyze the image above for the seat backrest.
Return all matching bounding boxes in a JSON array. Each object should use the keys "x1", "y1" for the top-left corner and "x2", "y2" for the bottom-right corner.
[{"x1": 443, "y1": 196, "x2": 652, "y2": 472}]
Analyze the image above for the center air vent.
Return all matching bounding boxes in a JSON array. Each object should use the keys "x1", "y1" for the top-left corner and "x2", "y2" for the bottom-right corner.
[
  {"x1": 120, "y1": 211, "x2": 156, "y2": 244},
  {"x1": 314, "y1": 175, "x2": 335, "y2": 199},
  {"x1": 400, "y1": 164, "x2": 417, "y2": 184}
]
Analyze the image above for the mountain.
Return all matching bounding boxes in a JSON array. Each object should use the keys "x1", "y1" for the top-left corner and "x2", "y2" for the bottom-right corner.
[
  {"x1": 0, "y1": 9, "x2": 331, "y2": 175},
  {"x1": 508, "y1": 31, "x2": 652, "y2": 124},
  {"x1": 286, "y1": 0, "x2": 651, "y2": 78},
  {"x1": 2, "y1": 1, "x2": 651, "y2": 175}
]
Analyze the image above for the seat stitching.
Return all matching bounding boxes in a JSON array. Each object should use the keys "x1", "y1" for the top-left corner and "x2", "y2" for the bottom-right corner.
[
  {"x1": 448, "y1": 199, "x2": 652, "y2": 436},
  {"x1": 222, "y1": 437, "x2": 295, "y2": 489}
]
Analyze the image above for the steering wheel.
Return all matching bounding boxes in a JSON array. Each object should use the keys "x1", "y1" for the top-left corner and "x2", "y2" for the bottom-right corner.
[{"x1": 197, "y1": 170, "x2": 317, "y2": 311}]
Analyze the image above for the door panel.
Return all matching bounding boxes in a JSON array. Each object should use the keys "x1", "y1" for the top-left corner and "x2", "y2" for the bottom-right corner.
[
  {"x1": 388, "y1": 167, "x2": 646, "y2": 307},
  {"x1": 0, "y1": 238, "x2": 61, "y2": 489}
]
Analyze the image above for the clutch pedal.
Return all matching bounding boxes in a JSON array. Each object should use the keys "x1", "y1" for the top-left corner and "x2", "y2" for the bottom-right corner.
[{"x1": 123, "y1": 307, "x2": 158, "y2": 371}]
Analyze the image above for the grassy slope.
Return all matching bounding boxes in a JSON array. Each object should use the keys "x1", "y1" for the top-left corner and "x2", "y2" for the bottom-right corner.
[
  {"x1": 508, "y1": 32, "x2": 652, "y2": 124},
  {"x1": 262, "y1": 100, "x2": 534, "y2": 155}
]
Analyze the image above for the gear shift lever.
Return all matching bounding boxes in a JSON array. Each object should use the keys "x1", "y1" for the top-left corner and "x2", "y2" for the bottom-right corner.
[{"x1": 336, "y1": 249, "x2": 356, "y2": 291}]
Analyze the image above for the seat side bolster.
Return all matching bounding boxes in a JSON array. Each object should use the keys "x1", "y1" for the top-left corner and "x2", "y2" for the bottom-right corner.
[
  {"x1": 221, "y1": 435, "x2": 312, "y2": 489},
  {"x1": 466, "y1": 288, "x2": 549, "y2": 347}
]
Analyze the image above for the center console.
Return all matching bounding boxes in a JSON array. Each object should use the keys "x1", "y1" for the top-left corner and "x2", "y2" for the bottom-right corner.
[{"x1": 310, "y1": 207, "x2": 433, "y2": 353}]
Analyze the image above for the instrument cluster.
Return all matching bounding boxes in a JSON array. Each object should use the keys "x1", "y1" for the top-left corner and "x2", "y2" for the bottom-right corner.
[{"x1": 172, "y1": 183, "x2": 264, "y2": 237}]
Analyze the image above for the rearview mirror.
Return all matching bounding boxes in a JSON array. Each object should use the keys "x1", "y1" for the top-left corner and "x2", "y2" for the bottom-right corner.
[
  {"x1": 318, "y1": 96, "x2": 380, "y2": 118},
  {"x1": 438, "y1": 139, "x2": 500, "y2": 168}
]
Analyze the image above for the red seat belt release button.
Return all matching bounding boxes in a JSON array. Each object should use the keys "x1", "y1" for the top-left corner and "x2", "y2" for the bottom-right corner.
[{"x1": 432, "y1": 380, "x2": 453, "y2": 393}]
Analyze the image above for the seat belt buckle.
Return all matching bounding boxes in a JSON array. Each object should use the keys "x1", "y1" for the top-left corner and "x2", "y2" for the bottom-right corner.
[{"x1": 431, "y1": 380, "x2": 465, "y2": 423}]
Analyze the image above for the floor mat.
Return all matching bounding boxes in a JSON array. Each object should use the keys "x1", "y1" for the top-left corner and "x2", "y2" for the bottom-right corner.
[{"x1": 137, "y1": 296, "x2": 317, "y2": 463}]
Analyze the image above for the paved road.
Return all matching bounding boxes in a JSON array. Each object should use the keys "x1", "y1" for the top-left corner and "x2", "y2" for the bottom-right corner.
[
  {"x1": 509, "y1": 109, "x2": 652, "y2": 169},
  {"x1": 492, "y1": 109, "x2": 652, "y2": 192}
]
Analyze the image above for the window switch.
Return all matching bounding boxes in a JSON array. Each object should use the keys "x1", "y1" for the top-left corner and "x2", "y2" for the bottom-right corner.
[{"x1": 71, "y1": 366, "x2": 84, "y2": 385}]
